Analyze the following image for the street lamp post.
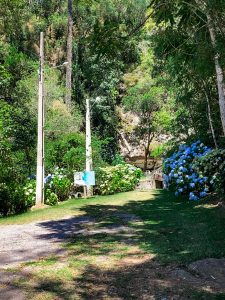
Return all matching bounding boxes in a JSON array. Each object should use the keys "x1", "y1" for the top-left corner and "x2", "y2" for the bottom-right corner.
[{"x1": 85, "y1": 96, "x2": 101, "y2": 197}]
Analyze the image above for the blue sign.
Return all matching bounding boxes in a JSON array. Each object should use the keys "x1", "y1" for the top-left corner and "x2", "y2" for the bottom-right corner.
[
  {"x1": 83, "y1": 171, "x2": 95, "y2": 186},
  {"x1": 74, "y1": 171, "x2": 95, "y2": 186}
]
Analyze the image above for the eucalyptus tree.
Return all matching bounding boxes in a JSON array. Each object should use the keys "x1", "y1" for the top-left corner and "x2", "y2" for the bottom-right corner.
[{"x1": 149, "y1": 0, "x2": 225, "y2": 141}]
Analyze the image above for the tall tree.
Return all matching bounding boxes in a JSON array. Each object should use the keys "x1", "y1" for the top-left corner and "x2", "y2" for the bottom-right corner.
[
  {"x1": 150, "y1": 0, "x2": 225, "y2": 140},
  {"x1": 206, "y1": 10, "x2": 225, "y2": 136},
  {"x1": 123, "y1": 83, "x2": 163, "y2": 172}
]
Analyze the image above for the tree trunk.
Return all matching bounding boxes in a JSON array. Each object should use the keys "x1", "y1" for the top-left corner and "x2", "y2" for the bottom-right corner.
[
  {"x1": 143, "y1": 146, "x2": 148, "y2": 173},
  {"x1": 202, "y1": 82, "x2": 218, "y2": 148},
  {"x1": 65, "y1": 0, "x2": 73, "y2": 107},
  {"x1": 207, "y1": 13, "x2": 225, "y2": 136},
  {"x1": 143, "y1": 129, "x2": 152, "y2": 173},
  {"x1": 206, "y1": 93, "x2": 218, "y2": 148}
]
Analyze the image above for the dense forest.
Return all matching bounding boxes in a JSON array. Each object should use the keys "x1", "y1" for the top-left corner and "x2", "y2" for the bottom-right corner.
[{"x1": 1, "y1": 0, "x2": 225, "y2": 214}]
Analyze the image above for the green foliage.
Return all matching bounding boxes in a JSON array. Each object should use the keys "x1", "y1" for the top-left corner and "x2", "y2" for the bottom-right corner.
[
  {"x1": 45, "y1": 189, "x2": 58, "y2": 206},
  {"x1": 0, "y1": 100, "x2": 36, "y2": 216},
  {"x1": 150, "y1": 0, "x2": 225, "y2": 145},
  {"x1": 50, "y1": 175, "x2": 71, "y2": 202},
  {"x1": 122, "y1": 48, "x2": 168, "y2": 170},
  {"x1": 193, "y1": 149, "x2": 225, "y2": 195},
  {"x1": 46, "y1": 133, "x2": 106, "y2": 174},
  {"x1": 0, "y1": 182, "x2": 34, "y2": 217},
  {"x1": 98, "y1": 164, "x2": 142, "y2": 195},
  {"x1": 45, "y1": 167, "x2": 71, "y2": 202},
  {"x1": 151, "y1": 144, "x2": 167, "y2": 159},
  {"x1": 23, "y1": 180, "x2": 36, "y2": 208},
  {"x1": 69, "y1": 0, "x2": 149, "y2": 157},
  {"x1": 111, "y1": 153, "x2": 126, "y2": 166}
]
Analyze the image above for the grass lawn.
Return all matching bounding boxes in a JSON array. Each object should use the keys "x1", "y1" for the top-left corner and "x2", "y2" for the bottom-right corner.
[
  {"x1": 0, "y1": 191, "x2": 153, "y2": 225},
  {"x1": 1, "y1": 190, "x2": 225, "y2": 299}
]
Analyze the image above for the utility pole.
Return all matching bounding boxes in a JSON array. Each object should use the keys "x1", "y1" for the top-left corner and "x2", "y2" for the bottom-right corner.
[
  {"x1": 36, "y1": 32, "x2": 44, "y2": 206},
  {"x1": 86, "y1": 98, "x2": 93, "y2": 197}
]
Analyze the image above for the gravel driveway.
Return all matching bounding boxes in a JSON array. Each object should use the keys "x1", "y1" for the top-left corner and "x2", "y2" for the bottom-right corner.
[
  {"x1": 0, "y1": 212, "x2": 139, "y2": 299},
  {"x1": 0, "y1": 216, "x2": 93, "y2": 269}
]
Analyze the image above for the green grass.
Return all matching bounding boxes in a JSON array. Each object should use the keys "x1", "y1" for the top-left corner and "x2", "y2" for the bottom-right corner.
[
  {"x1": 130, "y1": 192, "x2": 225, "y2": 264},
  {"x1": 0, "y1": 191, "x2": 153, "y2": 225},
  {"x1": 3, "y1": 190, "x2": 225, "y2": 299}
]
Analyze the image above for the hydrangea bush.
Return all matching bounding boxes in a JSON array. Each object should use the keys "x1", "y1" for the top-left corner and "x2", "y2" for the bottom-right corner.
[
  {"x1": 98, "y1": 164, "x2": 142, "y2": 195},
  {"x1": 163, "y1": 141, "x2": 211, "y2": 200},
  {"x1": 22, "y1": 167, "x2": 71, "y2": 210},
  {"x1": 0, "y1": 183, "x2": 30, "y2": 216},
  {"x1": 24, "y1": 178, "x2": 59, "y2": 206},
  {"x1": 193, "y1": 149, "x2": 225, "y2": 196},
  {"x1": 45, "y1": 167, "x2": 71, "y2": 201},
  {"x1": 45, "y1": 189, "x2": 58, "y2": 206},
  {"x1": 23, "y1": 179, "x2": 36, "y2": 207}
]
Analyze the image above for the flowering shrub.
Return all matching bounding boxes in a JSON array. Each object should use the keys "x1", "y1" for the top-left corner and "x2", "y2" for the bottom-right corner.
[
  {"x1": 47, "y1": 167, "x2": 71, "y2": 201},
  {"x1": 193, "y1": 149, "x2": 225, "y2": 196},
  {"x1": 23, "y1": 179, "x2": 36, "y2": 208},
  {"x1": 163, "y1": 141, "x2": 211, "y2": 200},
  {"x1": 24, "y1": 179, "x2": 59, "y2": 206},
  {"x1": 23, "y1": 167, "x2": 71, "y2": 208},
  {"x1": 98, "y1": 164, "x2": 142, "y2": 195},
  {"x1": 0, "y1": 182, "x2": 34, "y2": 216},
  {"x1": 45, "y1": 189, "x2": 58, "y2": 206}
]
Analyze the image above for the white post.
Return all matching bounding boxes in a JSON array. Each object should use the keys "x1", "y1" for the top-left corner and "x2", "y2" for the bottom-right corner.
[
  {"x1": 36, "y1": 32, "x2": 44, "y2": 206},
  {"x1": 86, "y1": 98, "x2": 93, "y2": 197}
]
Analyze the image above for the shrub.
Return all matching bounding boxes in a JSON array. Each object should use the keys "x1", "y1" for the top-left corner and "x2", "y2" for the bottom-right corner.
[
  {"x1": 112, "y1": 153, "x2": 126, "y2": 166},
  {"x1": 193, "y1": 149, "x2": 225, "y2": 196},
  {"x1": 48, "y1": 167, "x2": 71, "y2": 201},
  {"x1": 23, "y1": 178, "x2": 59, "y2": 207},
  {"x1": 45, "y1": 189, "x2": 58, "y2": 206},
  {"x1": 23, "y1": 179, "x2": 36, "y2": 208},
  {"x1": 163, "y1": 141, "x2": 211, "y2": 201},
  {"x1": 0, "y1": 183, "x2": 14, "y2": 216},
  {"x1": 0, "y1": 182, "x2": 33, "y2": 216},
  {"x1": 21, "y1": 167, "x2": 71, "y2": 210},
  {"x1": 14, "y1": 186, "x2": 34, "y2": 214},
  {"x1": 98, "y1": 164, "x2": 142, "y2": 195}
]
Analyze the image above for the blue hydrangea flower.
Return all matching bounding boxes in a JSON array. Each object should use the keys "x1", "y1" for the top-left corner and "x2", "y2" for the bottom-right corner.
[
  {"x1": 163, "y1": 141, "x2": 211, "y2": 201},
  {"x1": 200, "y1": 191, "x2": 207, "y2": 198}
]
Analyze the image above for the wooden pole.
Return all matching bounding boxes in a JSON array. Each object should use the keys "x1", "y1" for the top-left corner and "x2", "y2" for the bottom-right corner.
[{"x1": 36, "y1": 32, "x2": 44, "y2": 206}]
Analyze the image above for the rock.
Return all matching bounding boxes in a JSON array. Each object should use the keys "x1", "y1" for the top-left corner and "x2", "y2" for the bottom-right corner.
[
  {"x1": 188, "y1": 258, "x2": 225, "y2": 282},
  {"x1": 117, "y1": 107, "x2": 171, "y2": 162},
  {"x1": 171, "y1": 268, "x2": 197, "y2": 282}
]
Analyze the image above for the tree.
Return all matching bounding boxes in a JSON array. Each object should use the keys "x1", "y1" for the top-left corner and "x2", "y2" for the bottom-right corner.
[
  {"x1": 123, "y1": 84, "x2": 163, "y2": 171},
  {"x1": 149, "y1": 0, "x2": 225, "y2": 144}
]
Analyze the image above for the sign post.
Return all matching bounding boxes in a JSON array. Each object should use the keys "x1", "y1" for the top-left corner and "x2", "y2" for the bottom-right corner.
[{"x1": 74, "y1": 171, "x2": 95, "y2": 198}]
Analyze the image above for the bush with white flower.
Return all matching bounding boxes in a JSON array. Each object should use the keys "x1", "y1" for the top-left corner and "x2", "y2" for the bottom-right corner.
[
  {"x1": 45, "y1": 189, "x2": 58, "y2": 206},
  {"x1": 23, "y1": 167, "x2": 71, "y2": 207},
  {"x1": 47, "y1": 167, "x2": 71, "y2": 201},
  {"x1": 163, "y1": 141, "x2": 211, "y2": 201},
  {"x1": 23, "y1": 179, "x2": 36, "y2": 207},
  {"x1": 98, "y1": 164, "x2": 142, "y2": 195}
]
